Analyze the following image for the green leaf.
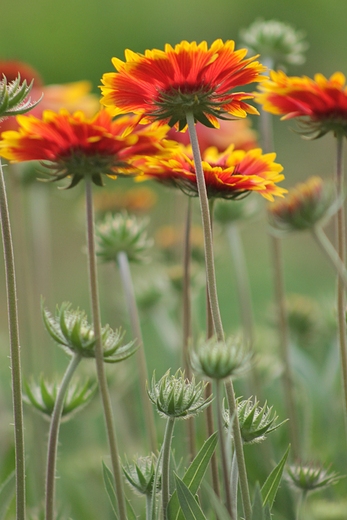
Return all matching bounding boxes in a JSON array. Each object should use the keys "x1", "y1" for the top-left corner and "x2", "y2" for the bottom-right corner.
[
  {"x1": 261, "y1": 445, "x2": 290, "y2": 509},
  {"x1": 174, "y1": 474, "x2": 208, "y2": 520},
  {"x1": 201, "y1": 482, "x2": 232, "y2": 520},
  {"x1": 252, "y1": 484, "x2": 265, "y2": 520},
  {"x1": 168, "y1": 432, "x2": 218, "y2": 520},
  {"x1": 126, "y1": 497, "x2": 137, "y2": 520},
  {"x1": 0, "y1": 471, "x2": 15, "y2": 520},
  {"x1": 102, "y1": 461, "x2": 119, "y2": 520}
]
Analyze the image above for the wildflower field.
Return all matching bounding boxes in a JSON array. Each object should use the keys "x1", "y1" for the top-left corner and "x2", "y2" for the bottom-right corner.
[{"x1": 1, "y1": 1, "x2": 347, "y2": 520}]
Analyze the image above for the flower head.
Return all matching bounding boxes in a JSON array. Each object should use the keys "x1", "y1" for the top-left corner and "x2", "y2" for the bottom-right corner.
[
  {"x1": 0, "y1": 60, "x2": 99, "y2": 131},
  {"x1": 42, "y1": 301, "x2": 138, "y2": 362},
  {"x1": 224, "y1": 396, "x2": 286, "y2": 444},
  {"x1": 286, "y1": 462, "x2": 342, "y2": 493},
  {"x1": 123, "y1": 454, "x2": 161, "y2": 496},
  {"x1": 240, "y1": 19, "x2": 308, "y2": 69},
  {"x1": 256, "y1": 70, "x2": 347, "y2": 138},
  {"x1": 23, "y1": 376, "x2": 97, "y2": 422},
  {"x1": 191, "y1": 336, "x2": 251, "y2": 381},
  {"x1": 135, "y1": 144, "x2": 285, "y2": 201},
  {"x1": 268, "y1": 176, "x2": 336, "y2": 233},
  {"x1": 101, "y1": 40, "x2": 266, "y2": 130},
  {"x1": 0, "y1": 74, "x2": 41, "y2": 121},
  {"x1": 148, "y1": 369, "x2": 212, "y2": 419},
  {"x1": 0, "y1": 109, "x2": 168, "y2": 188},
  {"x1": 96, "y1": 212, "x2": 153, "y2": 263}
]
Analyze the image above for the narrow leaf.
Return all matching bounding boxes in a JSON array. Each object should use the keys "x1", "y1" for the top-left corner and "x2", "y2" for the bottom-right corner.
[
  {"x1": 102, "y1": 461, "x2": 119, "y2": 520},
  {"x1": 201, "y1": 482, "x2": 232, "y2": 520},
  {"x1": 252, "y1": 484, "x2": 265, "y2": 520},
  {"x1": 126, "y1": 496, "x2": 137, "y2": 520},
  {"x1": 168, "y1": 432, "x2": 218, "y2": 520},
  {"x1": 261, "y1": 445, "x2": 290, "y2": 509},
  {"x1": 0, "y1": 471, "x2": 15, "y2": 520},
  {"x1": 174, "y1": 474, "x2": 207, "y2": 520}
]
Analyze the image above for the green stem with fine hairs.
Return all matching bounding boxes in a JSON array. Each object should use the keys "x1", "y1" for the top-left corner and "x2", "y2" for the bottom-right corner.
[
  {"x1": 45, "y1": 353, "x2": 81, "y2": 520},
  {"x1": 186, "y1": 113, "x2": 251, "y2": 520},
  {"x1": 84, "y1": 176, "x2": 127, "y2": 520},
  {"x1": 215, "y1": 381, "x2": 234, "y2": 519},
  {"x1": 312, "y1": 225, "x2": 347, "y2": 290},
  {"x1": 117, "y1": 250, "x2": 157, "y2": 452},
  {"x1": 0, "y1": 161, "x2": 26, "y2": 520},
  {"x1": 162, "y1": 417, "x2": 176, "y2": 520},
  {"x1": 334, "y1": 133, "x2": 347, "y2": 439}
]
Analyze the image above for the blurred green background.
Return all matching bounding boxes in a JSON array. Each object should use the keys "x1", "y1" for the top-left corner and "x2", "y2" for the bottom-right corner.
[{"x1": 1, "y1": 1, "x2": 347, "y2": 518}]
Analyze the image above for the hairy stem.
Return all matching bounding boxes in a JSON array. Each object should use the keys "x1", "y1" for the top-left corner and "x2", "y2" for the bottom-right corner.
[
  {"x1": 45, "y1": 354, "x2": 81, "y2": 520},
  {"x1": 312, "y1": 225, "x2": 347, "y2": 290},
  {"x1": 162, "y1": 417, "x2": 176, "y2": 520},
  {"x1": 117, "y1": 250, "x2": 157, "y2": 452},
  {"x1": 85, "y1": 176, "x2": 127, "y2": 520},
  {"x1": 0, "y1": 162, "x2": 26, "y2": 520}
]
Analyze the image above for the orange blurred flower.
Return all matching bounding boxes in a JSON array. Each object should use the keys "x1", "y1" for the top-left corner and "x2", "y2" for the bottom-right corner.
[
  {"x1": 256, "y1": 70, "x2": 347, "y2": 138},
  {"x1": 134, "y1": 144, "x2": 286, "y2": 201},
  {"x1": 0, "y1": 109, "x2": 169, "y2": 188},
  {"x1": 93, "y1": 186, "x2": 157, "y2": 215},
  {"x1": 0, "y1": 60, "x2": 100, "y2": 131},
  {"x1": 101, "y1": 40, "x2": 265, "y2": 130}
]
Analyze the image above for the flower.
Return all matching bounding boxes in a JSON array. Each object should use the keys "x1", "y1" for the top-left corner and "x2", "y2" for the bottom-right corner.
[
  {"x1": 148, "y1": 369, "x2": 212, "y2": 419},
  {"x1": 239, "y1": 19, "x2": 308, "y2": 69},
  {"x1": 256, "y1": 70, "x2": 347, "y2": 138},
  {"x1": 135, "y1": 144, "x2": 286, "y2": 201},
  {"x1": 93, "y1": 186, "x2": 157, "y2": 215},
  {"x1": 191, "y1": 336, "x2": 251, "y2": 381},
  {"x1": 42, "y1": 301, "x2": 138, "y2": 362},
  {"x1": 101, "y1": 40, "x2": 266, "y2": 130},
  {"x1": 0, "y1": 60, "x2": 99, "y2": 130},
  {"x1": 268, "y1": 176, "x2": 336, "y2": 232},
  {"x1": 0, "y1": 109, "x2": 169, "y2": 188},
  {"x1": 96, "y1": 212, "x2": 153, "y2": 263},
  {"x1": 167, "y1": 119, "x2": 259, "y2": 152},
  {"x1": 286, "y1": 462, "x2": 342, "y2": 493},
  {"x1": 224, "y1": 396, "x2": 286, "y2": 444}
]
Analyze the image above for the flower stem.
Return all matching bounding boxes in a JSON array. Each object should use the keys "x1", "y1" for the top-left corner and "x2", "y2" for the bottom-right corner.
[
  {"x1": 186, "y1": 114, "x2": 251, "y2": 520},
  {"x1": 45, "y1": 354, "x2": 81, "y2": 520},
  {"x1": 84, "y1": 176, "x2": 127, "y2": 520},
  {"x1": 215, "y1": 381, "x2": 234, "y2": 519},
  {"x1": 186, "y1": 112, "x2": 224, "y2": 341},
  {"x1": 225, "y1": 380, "x2": 252, "y2": 520},
  {"x1": 0, "y1": 161, "x2": 26, "y2": 520},
  {"x1": 181, "y1": 198, "x2": 196, "y2": 461},
  {"x1": 334, "y1": 133, "x2": 347, "y2": 439},
  {"x1": 117, "y1": 250, "x2": 157, "y2": 452},
  {"x1": 162, "y1": 417, "x2": 176, "y2": 520},
  {"x1": 312, "y1": 225, "x2": 347, "y2": 290}
]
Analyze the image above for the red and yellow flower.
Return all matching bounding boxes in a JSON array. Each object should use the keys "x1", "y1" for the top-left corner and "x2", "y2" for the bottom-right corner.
[
  {"x1": 101, "y1": 40, "x2": 266, "y2": 130},
  {"x1": 256, "y1": 70, "x2": 347, "y2": 137},
  {"x1": 133, "y1": 144, "x2": 286, "y2": 201},
  {"x1": 0, "y1": 60, "x2": 100, "y2": 131},
  {"x1": 0, "y1": 109, "x2": 169, "y2": 188}
]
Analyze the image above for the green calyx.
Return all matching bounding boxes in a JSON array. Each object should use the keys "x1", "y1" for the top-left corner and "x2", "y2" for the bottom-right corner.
[
  {"x1": 0, "y1": 74, "x2": 42, "y2": 119},
  {"x1": 123, "y1": 454, "x2": 160, "y2": 496},
  {"x1": 286, "y1": 462, "x2": 342, "y2": 492}
]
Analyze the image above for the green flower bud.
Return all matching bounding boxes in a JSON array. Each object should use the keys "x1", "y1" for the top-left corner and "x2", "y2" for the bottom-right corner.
[
  {"x1": 96, "y1": 212, "x2": 153, "y2": 264},
  {"x1": 23, "y1": 376, "x2": 97, "y2": 421},
  {"x1": 148, "y1": 369, "x2": 212, "y2": 419},
  {"x1": 224, "y1": 396, "x2": 286, "y2": 444},
  {"x1": 191, "y1": 336, "x2": 251, "y2": 381},
  {"x1": 214, "y1": 197, "x2": 260, "y2": 226},
  {"x1": 240, "y1": 19, "x2": 308, "y2": 69},
  {"x1": 286, "y1": 462, "x2": 342, "y2": 493},
  {"x1": 123, "y1": 454, "x2": 161, "y2": 496},
  {"x1": 0, "y1": 74, "x2": 42, "y2": 119},
  {"x1": 42, "y1": 301, "x2": 137, "y2": 362}
]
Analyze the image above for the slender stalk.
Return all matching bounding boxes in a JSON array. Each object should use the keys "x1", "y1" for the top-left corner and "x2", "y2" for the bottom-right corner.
[
  {"x1": 312, "y1": 225, "x2": 347, "y2": 290},
  {"x1": 215, "y1": 381, "x2": 234, "y2": 519},
  {"x1": 225, "y1": 380, "x2": 252, "y2": 520},
  {"x1": 84, "y1": 176, "x2": 127, "y2": 520},
  {"x1": 186, "y1": 115, "x2": 251, "y2": 519},
  {"x1": 181, "y1": 198, "x2": 196, "y2": 461},
  {"x1": 45, "y1": 353, "x2": 81, "y2": 520},
  {"x1": 117, "y1": 250, "x2": 157, "y2": 452},
  {"x1": 334, "y1": 134, "x2": 347, "y2": 436},
  {"x1": 0, "y1": 161, "x2": 26, "y2": 520},
  {"x1": 146, "y1": 495, "x2": 152, "y2": 520},
  {"x1": 271, "y1": 236, "x2": 300, "y2": 459},
  {"x1": 296, "y1": 491, "x2": 307, "y2": 520},
  {"x1": 162, "y1": 417, "x2": 176, "y2": 520}
]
